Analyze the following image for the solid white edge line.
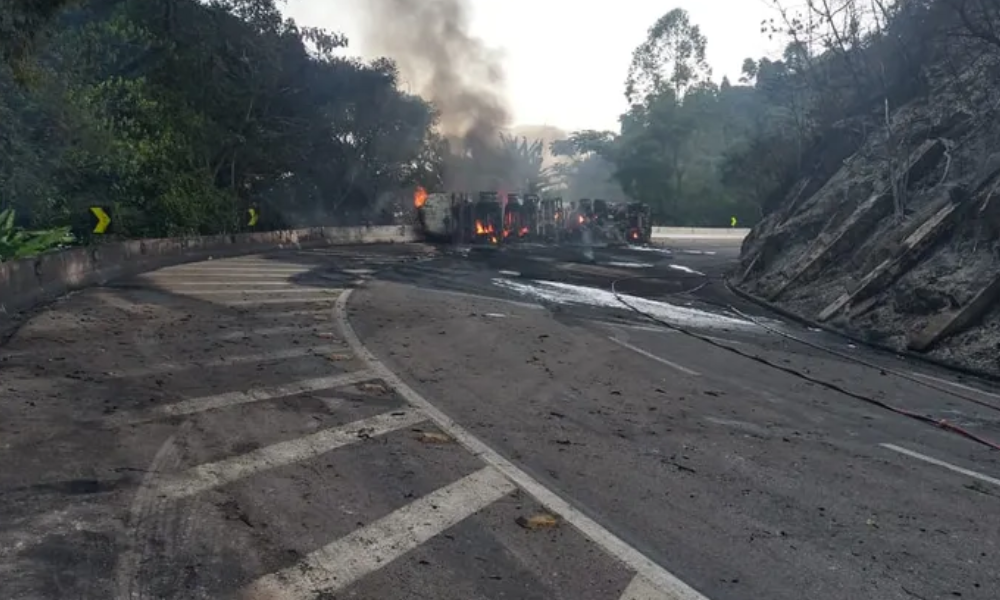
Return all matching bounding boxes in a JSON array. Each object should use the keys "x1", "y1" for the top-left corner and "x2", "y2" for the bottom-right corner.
[
  {"x1": 334, "y1": 289, "x2": 710, "y2": 600},
  {"x1": 158, "y1": 409, "x2": 426, "y2": 499},
  {"x1": 880, "y1": 443, "x2": 1000, "y2": 488},
  {"x1": 620, "y1": 574, "x2": 675, "y2": 600},
  {"x1": 243, "y1": 466, "x2": 516, "y2": 599},
  {"x1": 607, "y1": 336, "x2": 701, "y2": 376}
]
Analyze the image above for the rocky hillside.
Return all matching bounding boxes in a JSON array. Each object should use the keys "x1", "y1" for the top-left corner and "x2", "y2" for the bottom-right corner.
[{"x1": 735, "y1": 63, "x2": 1000, "y2": 375}]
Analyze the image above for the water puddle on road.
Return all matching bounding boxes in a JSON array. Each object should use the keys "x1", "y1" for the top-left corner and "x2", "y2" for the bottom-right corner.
[
  {"x1": 492, "y1": 278, "x2": 755, "y2": 330},
  {"x1": 605, "y1": 261, "x2": 655, "y2": 269},
  {"x1": 668, "y1": 264, "x2": 706, "y2": 276}
]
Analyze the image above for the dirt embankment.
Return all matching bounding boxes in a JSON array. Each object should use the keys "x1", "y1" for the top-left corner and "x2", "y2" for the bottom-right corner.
[{"x1": 735, "y1": 73, "x2": 1000, "y2": 376}]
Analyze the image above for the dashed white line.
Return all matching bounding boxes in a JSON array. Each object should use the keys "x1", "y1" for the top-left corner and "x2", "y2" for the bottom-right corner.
[
  {"x1": 880, "y1": 443, "x2": 1000, "y2": 488},
  {"x1": 105, "y1": 370, "x2": 376, "y2": 426},
  {"x1": 243, "y1": 466, "x2": 516, "y2": 600},
  {"x1": 620, "y1": 574, "x2": 675, "y2": 600},
  {"x1": 607, "y1": 336, "x2": 701, "y2": 376},
  {"x1": 110, "y1": 344, "x2": 345, "y2": 378},
  {"x1": 157, "y1": 410, "x2": 426, "y2": 499},
  {"x1": 335, "y1": 289, "x2": 711, "y2": 600}
]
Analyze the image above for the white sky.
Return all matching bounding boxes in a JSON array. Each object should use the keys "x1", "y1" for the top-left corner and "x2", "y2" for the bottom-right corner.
[{"x1": 280, "y1": 0, "x2": 784, "y2": 133}]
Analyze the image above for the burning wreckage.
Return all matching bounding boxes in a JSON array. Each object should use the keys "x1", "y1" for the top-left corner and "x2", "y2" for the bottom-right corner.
[{"x1": 413, "y1": 187, "x2": 653, "y2": 246}]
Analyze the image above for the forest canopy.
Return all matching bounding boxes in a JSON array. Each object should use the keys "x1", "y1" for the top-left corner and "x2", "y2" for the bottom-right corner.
[{"x1": 4, "y1": 0, "x2": 992, "y2": 255}]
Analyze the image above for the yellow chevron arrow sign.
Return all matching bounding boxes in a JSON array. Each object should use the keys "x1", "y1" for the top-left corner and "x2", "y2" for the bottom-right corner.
[{"x1": 90, "y1": 207, "x2": 111, "y2": 234}]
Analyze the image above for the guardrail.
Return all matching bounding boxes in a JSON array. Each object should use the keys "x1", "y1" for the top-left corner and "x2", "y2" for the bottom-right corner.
[
  {"x1": 0, "y1": 225, "x2": 418, "y2": 329},
  {"x1": 651, "y1": 227, "x2": 750, "y2": 240}
]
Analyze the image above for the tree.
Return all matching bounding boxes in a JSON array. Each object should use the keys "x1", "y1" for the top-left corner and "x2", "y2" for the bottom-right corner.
[
  {"x1": 0, "y1": 0, "x2": 444, "y2": 244},
  {"x1": 624, "y1": 8, "x2": 710, "y2": 106}
]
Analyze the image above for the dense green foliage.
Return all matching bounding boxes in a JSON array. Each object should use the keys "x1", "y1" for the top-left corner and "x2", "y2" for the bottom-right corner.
[
  {"x1": 7, "y1": 0, "x2": 996, "y2": 253},
  {"x1": 0, "y1": 0, "x2": 446, "y2": 259},
  {"x1": 553, "y1": 1, "x2": 988, "y2": 226}
]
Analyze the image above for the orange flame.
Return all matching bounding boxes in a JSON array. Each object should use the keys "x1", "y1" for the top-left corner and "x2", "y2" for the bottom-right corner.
[
  {"x1": 475, "y1": 220, "x2": 496, "y2": 236},
  {"x1": 413, "y1": 186, "x2": 428, "y2": 208}
]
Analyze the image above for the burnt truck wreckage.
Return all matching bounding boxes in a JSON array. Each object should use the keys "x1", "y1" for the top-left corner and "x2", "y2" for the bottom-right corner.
[{"x1": 413, "y1": 188, "x2": 653, "y2": 246}]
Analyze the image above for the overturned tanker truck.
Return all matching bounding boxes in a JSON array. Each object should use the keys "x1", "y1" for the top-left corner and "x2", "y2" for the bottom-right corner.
[{"x1": 413, "y1": 187, "x2": 652, "y2": 245}]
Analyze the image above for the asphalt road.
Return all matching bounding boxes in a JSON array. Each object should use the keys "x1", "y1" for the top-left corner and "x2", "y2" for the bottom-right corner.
[{"x1": 1, "y1": 239, "x2": 998, "y2": 600}]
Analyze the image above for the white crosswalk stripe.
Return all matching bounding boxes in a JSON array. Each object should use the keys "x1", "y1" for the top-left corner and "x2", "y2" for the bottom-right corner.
[
  {"x1": 105, "y1": 370, "x2": 377, "y2": 426},
  {"x1": 242, "y1": 466, "x2": 517, "y2": 600},
  {"x1": 157, "y1": 409, "x2": 426, "y2": 499}
]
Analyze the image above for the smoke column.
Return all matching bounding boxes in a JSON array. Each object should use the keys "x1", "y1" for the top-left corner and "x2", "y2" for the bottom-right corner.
[{"x1": 354, "y1": 0, "x2": 512, "y2": 189}]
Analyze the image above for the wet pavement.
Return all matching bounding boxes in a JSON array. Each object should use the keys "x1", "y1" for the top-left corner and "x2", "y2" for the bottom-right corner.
[{"x1": 1, "y1": 240, "x2": 999, "y2": 600}]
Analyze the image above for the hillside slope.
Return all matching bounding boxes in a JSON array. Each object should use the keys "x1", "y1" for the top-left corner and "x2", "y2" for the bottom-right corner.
[{"x1": 735, "y1": 73, "x2": 1000, "y2": 376}]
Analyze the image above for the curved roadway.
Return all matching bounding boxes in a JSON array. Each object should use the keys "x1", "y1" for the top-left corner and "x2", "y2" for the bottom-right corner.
[{"x1": 1, "y1": 240, "x2": 998, "y2": 600}]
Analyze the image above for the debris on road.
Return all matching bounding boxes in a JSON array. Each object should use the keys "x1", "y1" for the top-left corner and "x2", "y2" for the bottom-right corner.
[
  {"x1": 416, "y1": 431, "x2": 453, "y2": 444},
  {"x1": 516, "y1": 513, "x2": 560, "y2": 531},
  {"x1": 356, "y1": 381, "x2": 390, "y2": 395}
]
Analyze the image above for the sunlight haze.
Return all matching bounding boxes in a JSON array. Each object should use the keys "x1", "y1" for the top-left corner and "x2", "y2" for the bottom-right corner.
[{"x1": 281, "y1": 0, "x2": 782, "y2": 133}]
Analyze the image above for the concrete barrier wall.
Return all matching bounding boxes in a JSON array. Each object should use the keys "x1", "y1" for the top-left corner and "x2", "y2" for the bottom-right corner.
[
  {"x1": 0, "y1": 225, "x2": 418, "y2": 325},
  {"x1": 651, "y1": 227, "x2": 750, "y2": 240}
]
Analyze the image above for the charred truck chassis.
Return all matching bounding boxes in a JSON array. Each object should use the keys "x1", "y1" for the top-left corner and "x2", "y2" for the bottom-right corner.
[{"x1": 415, "y1": 190, "x2": 651, "y2": 246}]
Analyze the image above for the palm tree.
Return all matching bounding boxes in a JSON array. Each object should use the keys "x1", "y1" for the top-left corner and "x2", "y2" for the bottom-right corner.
[{"x1": 498, "y1": 133, "x2": 549, "y2": 193}]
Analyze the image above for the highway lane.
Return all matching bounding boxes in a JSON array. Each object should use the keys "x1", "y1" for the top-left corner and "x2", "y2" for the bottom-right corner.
[
  {"x1": 1, "y1": 239, "x2": 998, "y2": 600},
  {"x1": 349, "y1": 240, "x2": 1000, "y2": 600}
]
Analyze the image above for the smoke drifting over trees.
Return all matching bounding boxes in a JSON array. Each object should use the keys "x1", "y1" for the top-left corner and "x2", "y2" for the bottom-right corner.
[{"x1": 356, "y1": 0, "x2": 515, "y2": 190}]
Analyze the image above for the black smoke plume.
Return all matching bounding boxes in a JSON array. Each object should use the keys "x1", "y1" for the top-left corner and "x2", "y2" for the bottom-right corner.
[{"x1": 355, "y1": 0, "x2": 514, "y2": 190}]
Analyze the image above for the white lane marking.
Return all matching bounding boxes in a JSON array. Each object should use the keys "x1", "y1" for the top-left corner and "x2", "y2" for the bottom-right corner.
[
  {"x1": 105, "y1": 370, "x2": 376, "y2": 426},
  {"x1": 668, "y1": 264, "x2": 705, "y2": 276},
  {"x1": 880, "y1": 443, "x2": 1000, "y2": 488},
  {"x1": 243, "y1": 466, "x2": 516, "y2": 599},
  {"x1": 906, "y1": 371, "x2": 1000, "y2": 402},
  {"x1": 499, "y1": 270, "x2": 521, "y2": 276},
  {"x1": 620, "y1": 575, "x2": 675, "y2": 600},
  {"x1": 158, "y1": 410, "x2": 426, "y2": 499},
  {"x1": 110, "y1": 344, "x2": 345, "y2": 378},
  {"x1": 335, "y1": 290, "x2": 711, "y2": 600},
  {"x1": 343, "y1": 268, "x2": 376, "y2": 275},
  {"x1": 607, "y1": 336, "x2": 700, "y2": 376}
]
